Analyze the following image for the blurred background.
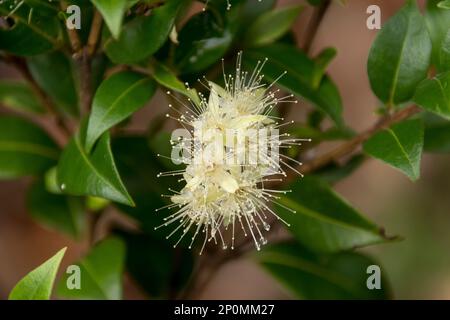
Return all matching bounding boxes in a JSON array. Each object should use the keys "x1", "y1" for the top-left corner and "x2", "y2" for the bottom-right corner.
[{"x1": 1, "y1": 0, "x2": 450, "y2": 299}]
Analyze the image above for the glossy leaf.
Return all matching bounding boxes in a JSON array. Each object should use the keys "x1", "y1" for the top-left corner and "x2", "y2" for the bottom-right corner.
[
  {"x1": 152, "y1": 63, "x2": 201, "y2": 106},
  {"x1": 9, "y1": 247, "x2": 66, "y2": 300},
  {"x1": 57, "y1": 237, "x2": 125, "y2": 300},
  {"x1": 0, "y1": 116, "x2": 59, "y2": 179},
  {"x1": 57, "y1": 128, "x2": 134, "y2": 206},
  {"x1": 175, "y1": 11, "x2": 233, "y2": 75},
  {"x1": 363, "y1": 119, "x2": 424, "y2": 181},
  {"x1": 115, "y1": 230, "x2": 194, "y2": 298},
  {"x1": 91, "y1": 0, "x2": 127, "y2": 39},
  {"x1": 27, "y1": 52, "x2": 79, "y2": 116},
  {"x1": 277, "y1": 176, "x2": 391, "y2": 253},
  {"x1": 27, "y1": 180, "x2": 86, "y2": 239},
  {"x1": 256, "y1": 242, "x2": 390, "y2": 299},
  {"x1": 312, "y1": 48, "x2": 337, "y2": 88},
  {"x1": 425, "y1": 0, "x2": 450, "y2": 71},
  {"x1": 0, "y1": 81, "x2": 44, "y2": 114},
  {"x1": 0, "y1": 1, "x2": 61, "y2": 55},
  {"x1": 368, "y1": 0, "x2": 431, "y2": 106},
  {"x1": 105, "y1": 0, "x2": 183, "y2": 64},
  {"x1": 245, "y1": 5, "x2": 302, "y2": 47},
  {"x1": 243, "y1": 44, "x2": 343, "y2": 126},
  {"x1": 414, "y1": 71, "x2": 450, "y2": 120},
  {"x1": 86, "y1": 71, "x2": 156, "y2": 151}
]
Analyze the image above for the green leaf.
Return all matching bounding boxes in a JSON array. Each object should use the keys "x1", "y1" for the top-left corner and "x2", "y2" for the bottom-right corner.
[
  {"x1": 441, "y1": 30, "x2": 450, "y2": 71},
  {"x1": 425, "y1": 0, "x2": 450, "y2": 70},
  {"x1": 113, "y1": 136, "x2": 179, "y2": 237},
  {"x1": 152, "y1": 63, "x2": 201, "y2": 106},
  {"x1": 0, "y1": 1, "x2": 61, "y2": 55},
  {"x1": 175, "y1": 10, "x2": 233, "y2": 74},
  {"x1": 86, "y1": 71, "x2": 156, "y2": 152},
  {"x1": 276, "y1": 176, "x2": 391, "y2": 253},
  {"x1": 245, "y1": 5, "x2": 302, "y2": 47},
  {"x1": 423, "y1": 113, "x2": 450, "y2": 153},
  {"x1": 27, "y1": 52, "x2": 79, "y2": 116},
  {"x1": 0, "y1": 116, "x2": 59, "y2": 179},
  {"x1": 368, "y1": 0, "x2": 431, "y2": 106},
  {"x1": 57, "y1": 127, "x2": 134, "y2": 206},
  {"x1": 91, "y1": 0, "x2": 127, "y2": 39},
  {"x1": 312, "y1": 47, "x2": 337, "y2": 88},
  {"x1": 115, "y1": 230, "x2": 194, "y2": 298},
  {"x1": 57, "y1": 237, "x2": 125, "y2": 300},
  {"x1": 105, "y1": 0, "x2": 183, "y2": 64},
  {"x1": 9, "y1": 247, "x2": 66, "y2": 300},
  {"x1": 314, "y1": 154, "x2": 365, "y2": 185},
  {"x1": 0, "y1": 81, "x2": 44, "y2": 114},
  {"x1": 27, "y1": 180, "x2": 86, "y2": 239},
  {"x1": 438, "y1": 0, "x2": 450, "y2": 9},
  {"x1": 243, "y1": 44, "x2": 343, "y2": 126},
  {"x1": 414, "y1": 71, "x2": 450, "y2": 120},
  {"x1": 363, "y1": 119, "x2": 424, "y2": 181},
  {"x1": 256, "y1": 242, "x2": 390, "y2": 299}
]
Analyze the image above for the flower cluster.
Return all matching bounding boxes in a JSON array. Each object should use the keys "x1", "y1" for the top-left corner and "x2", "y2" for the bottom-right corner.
[{"x1": 157, "y1": 53, "x2": 308, "y2": 254}]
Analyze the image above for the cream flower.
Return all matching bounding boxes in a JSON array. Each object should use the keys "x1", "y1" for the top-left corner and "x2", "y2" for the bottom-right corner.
[{"x1": 156, "y1": 53, "x2": 309, "y2": 254}]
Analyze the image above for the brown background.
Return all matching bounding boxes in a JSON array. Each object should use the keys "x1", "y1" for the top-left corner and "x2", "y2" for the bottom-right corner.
[{"x1": 2, "y1": 0, "x2": 450, "y2": 299}]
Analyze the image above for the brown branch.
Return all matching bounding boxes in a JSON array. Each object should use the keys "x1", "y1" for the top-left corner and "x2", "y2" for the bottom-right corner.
[
  {"x1": 296, "y1": 105, "x2": 422, "y2": 177},
  {"x1": 87, "y1": 11, "x2": 103, "y2": 57},
  {"x1": 303, "y1": 0, "x2": 331, "y2": 53},
  {"x1": 60, "y1": 1, "x2": 83, "y2": 57},
  {"x1": 5, "y1": 56, "x2": 71, "y2": 147}
]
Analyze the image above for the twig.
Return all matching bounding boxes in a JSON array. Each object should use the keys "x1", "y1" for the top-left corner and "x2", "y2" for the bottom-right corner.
[
  {"x1": 87, "y1": 11, "x2": 103, "y2": 57},
  {"x1": 296, "y1": 105, "x2": 421, "y2": 177},
  {"x1": 60, "y1": 1, "x2": 82, "y2": 57},
  {"x1": 5, "y1": 56, "x2": 71, "y2": 146},
  {"x1": 303, "y1": 0, "x2": 331, "y2": 53}
]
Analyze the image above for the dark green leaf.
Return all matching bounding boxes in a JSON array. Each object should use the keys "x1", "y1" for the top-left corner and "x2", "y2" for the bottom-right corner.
[
  {"x1": 0, "y1": 1, "x2": 62, "y2": 55},
  {"x1": 152, "y1": 63, "x2": 201, "y2": 105},
  {"x1": 244, "y1": 5, "x2": 302, "y2": 47},
  {"x1": 314, "y1": 154, "x2": 366, "y2": 184},
  {"x1": 28, "y1": 52, "x2": 79, "y2": 116},
  {"x1": 243, "y1": 44, "x2": 343, "y2": 125},
  {"x1": 441, "y1": 30, "x2": 450, "y2": 71},
  {"x1": 256, "y1": 242, "x2": 390, "y2": 299},
  {"x1": 423, "y1": 113, "x2": 450, "y2": 153},
  {"x1": 175, "y1": 11, "x2": 233, "y2": 74},
  {"x1": 57, "y1": 128, "x2": 134, "y2": 206},
  {"x1": 27, "y1": 180, "x2": 86, "y2": 239},
  {"x1": 105, "y1": 0, "x2": 183, "y2": 64},
  {"x1": 276, "y1": 176, "x2": 391, "y2": 253},
  {"x1": 0, "y1": 116, "x2": 59, "y2": 179},
  {"x1": 363, "y1": 119, "x2": 424, "y2": 181},
  {"x1": 425, "y1": 0, "x2": 450, "y2": 71},
  {"x1": 368, "y1": 0, "x2": 431, "y2": 106},
  {"x1": 57, "y1": 237, "x2": 125, "y2": 300},
  {"x1": 91, "y1": 0, "x2": 127, "y2": 39},
  {"x1": 312, "y1": 47, "x2": 337, "y2": 88},
  {"x1": 0, "y1": 80, "x2": 44, "y2": 114},
  {"x1": 113, "y1": 136, "x2": 179, "y2": 238},
  {"x1": 115, "y1": 230, "x2": 194, "y2": 298},
  {"x1": 414, "y1": 71, "x2": 450, "y2": 120},
  {"x1": 86, "y1": 71, "x2": 156, "y2": 151},
  {"x1": 9, "y1": 247, "x2": 66, "y2": 300}
]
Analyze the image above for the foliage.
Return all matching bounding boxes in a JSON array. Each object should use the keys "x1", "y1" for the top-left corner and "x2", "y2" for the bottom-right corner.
[{"x1": 1, "y1": 0, "x2": 449, "y2": 300}]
